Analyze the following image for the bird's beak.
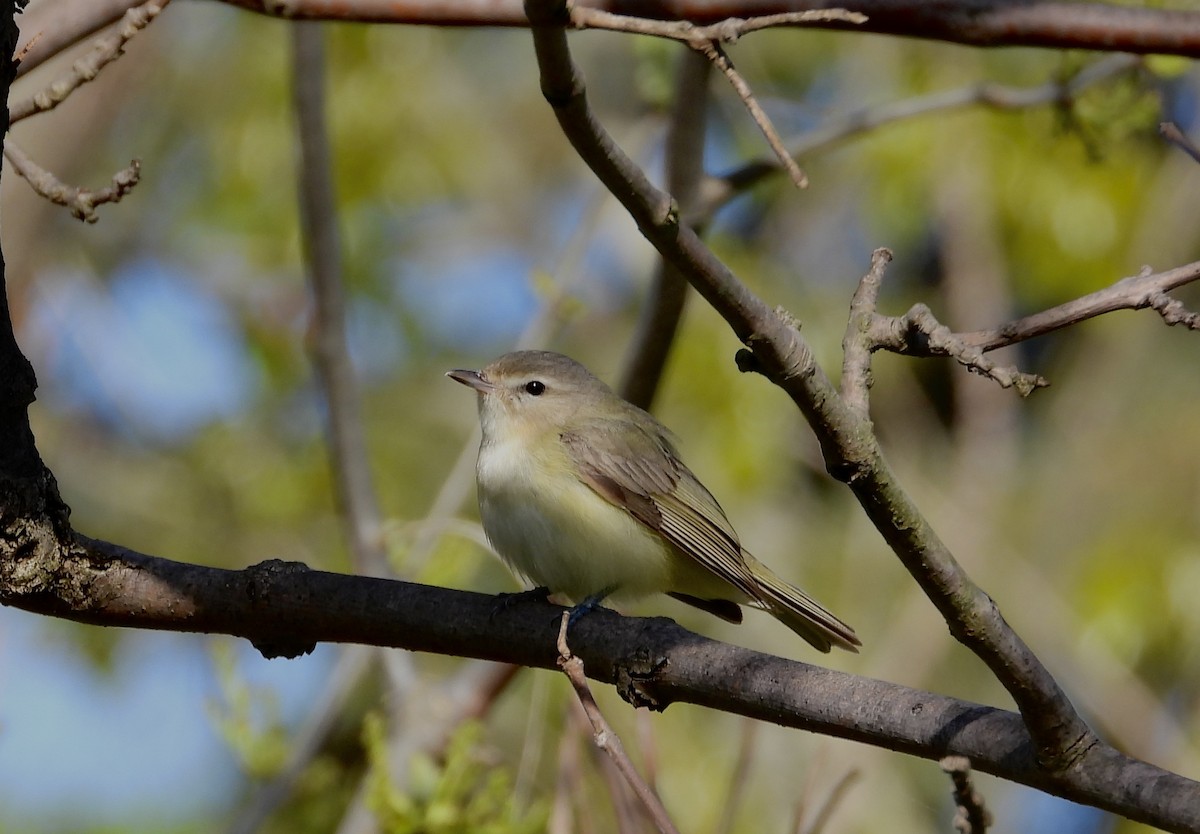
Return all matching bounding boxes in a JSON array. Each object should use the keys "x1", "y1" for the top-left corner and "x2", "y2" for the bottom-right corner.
[{"x1": 446, "y1": 368, "x2": 494, "y2": 393}]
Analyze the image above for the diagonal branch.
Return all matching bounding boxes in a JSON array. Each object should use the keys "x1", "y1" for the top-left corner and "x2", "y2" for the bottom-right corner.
[
  {"x1": 10, "y1": 0, "x2": 170, "y2": 123},
  {"x1": 698, "y1": 54, "x2": 1142, "y2": 222},
  {"x1": 957, "y1": 260, "x2": 1200, "y2": 351},
  {"x1": 1161, "y1": 121, "x2": 1200, "y2": 166},
  {"x1": 523, "y1": 0, "x2": 1092, "y2": 771},
  {"x1": 556, "y1": 614, "x2": 682, "y2": 834}
]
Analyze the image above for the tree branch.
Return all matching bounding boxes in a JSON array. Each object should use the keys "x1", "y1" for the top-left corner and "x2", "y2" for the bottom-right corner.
[
  {"x1": 14, "y1": 0, "x2": 149, "y2": 78},
  {"x1": 956, "y1": 260, "x2": 1200, "y2": 351},
  {"x1": 523, "y1": 0, "x2": 1093, "y2": 779},
  {"x1": 1161, "y1": 121, "x2": 1200, "y2": 166},
  {"x1": 15, "y1": 0, "x2": 1200, "y2": 89},
  {"x1": 1, "y1": 535, "x2": 1198, "y2": 831},
  {"x1": 10, "y1": 0, "x2": 169, "y2": 123},
  {"x1": 3, "y1": 137, "x2": 140, "y2": 223},
  {"x1": 212, "y1": 0, "x2": 1200, "y2": 58},
  {"x1": 854, "y1": 260, "x2": 1050, "y2": 396},
  {"x1": 698, "y1": 54, "x2": 1142, "y2": 222},
  {"x1": 568, "y1": 6, "x2": 871, "y2": 192}
]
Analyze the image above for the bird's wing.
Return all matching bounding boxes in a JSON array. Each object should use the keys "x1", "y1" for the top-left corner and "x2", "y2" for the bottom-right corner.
[{"x1": 560, "y1": 418, "x2": 761, "y2": 600}]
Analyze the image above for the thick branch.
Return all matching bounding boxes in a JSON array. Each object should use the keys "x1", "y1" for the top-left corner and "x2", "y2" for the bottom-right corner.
[
  {"x1": 524, "y1": 0, "x2": 1091, "y2": 772},
  {"x1": 16, "y1": 0, "x2": 1200, "y2": 87},
  {"x1": 1, "y1": 537, "x2": 1198, "y2": 832},
  {"x1": 213, "y1": 0, "x2": 1200, "y2": 58}
]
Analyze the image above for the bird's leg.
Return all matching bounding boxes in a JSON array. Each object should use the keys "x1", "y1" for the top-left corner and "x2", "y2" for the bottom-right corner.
[
  {"x1": 566, "y1": 586, "x2": 617, "y2": 627},
  {"x1": 490, "y1": 586, "x2": 551, "y2": 620}
]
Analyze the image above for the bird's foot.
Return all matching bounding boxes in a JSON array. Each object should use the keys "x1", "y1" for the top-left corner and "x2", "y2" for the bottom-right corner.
[{"x1": 566, "y1": 587, "x2": 616, "y2": 628}]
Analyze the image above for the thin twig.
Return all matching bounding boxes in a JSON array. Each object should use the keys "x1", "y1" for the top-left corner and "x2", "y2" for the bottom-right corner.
[
  {"x1": 556, "y1": 614, "x2": 682, "y2": 834},
  {"x1": 940, "y1": 756, "x2": 993, "y2": 834},
  {"x1": 3, "y1": 137, "x2": 139, "y2": 223},
  {"x1": 633, "y1": 708, "x2": 660, "y2": 794},
  {"x1": 569, "y1": 7, "x2": 866, "y2": 190},
  {"x1": 846, "y1": 257, "x2": 1200, "y2": 398},
  {"x1": 795, "y1": 768, "x2": 860, "y2": 834},
  {"x1": 699, "y1": 54, "x2": 1140, "y2": 220},
  {"x1": 690, "y1": 38, "x2": 807, "y2": 188},
  {"x1": 10, "y1": 0, "x2": 170, "y2": 123},
  {"x1": 1160, "y1": 121, "x2": 1200, "y2": 166},
  {"x1": 580, "y1": 706, "x2": 643, "y2": 834},
  {"x1": 872, "y1": 304, "x2": 1049, "y2": 397},
  {"x1": 18, "y1": 0, "x2": 1200, "y2": 67},
  {"x1": 956, "y1": 260, "x2": 1200, "y2": 351},
  {"x1": 714, "y1": 719, "x2": 758, "y2": 834},
  {"x1": 225, "y1": 645, "x2": 375, "y2": 834}
]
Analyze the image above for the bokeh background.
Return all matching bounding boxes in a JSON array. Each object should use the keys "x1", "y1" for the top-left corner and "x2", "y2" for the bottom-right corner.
[{"x1": 3, "y1": 2, "x2": 1200, "y2": 832}]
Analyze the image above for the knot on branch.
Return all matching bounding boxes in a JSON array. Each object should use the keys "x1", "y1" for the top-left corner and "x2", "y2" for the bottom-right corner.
[
  {"x1": 244, "y1": 559, "x2": 317, "y2": 658},
  {"x1": 613, "y1": 646, "x2": 670, "y2": 711}
]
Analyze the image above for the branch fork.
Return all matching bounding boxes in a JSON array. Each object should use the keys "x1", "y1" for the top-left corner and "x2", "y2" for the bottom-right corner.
[{"x1": 568, "y1": 6, "x2": 868, "y2": 191}]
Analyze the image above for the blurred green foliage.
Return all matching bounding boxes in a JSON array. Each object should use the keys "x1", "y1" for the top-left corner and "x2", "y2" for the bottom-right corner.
[
  {"x1": 363, "y1": 716, "x2": 545, "y2": 834},
  {"x1": 5, "y1": 2, "x2": 1200, "y2": 833}
]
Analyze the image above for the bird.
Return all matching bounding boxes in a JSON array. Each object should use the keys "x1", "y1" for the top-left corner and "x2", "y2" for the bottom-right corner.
[{"x1": 447, "y1": 350, "x2": 859, "y2": 652}]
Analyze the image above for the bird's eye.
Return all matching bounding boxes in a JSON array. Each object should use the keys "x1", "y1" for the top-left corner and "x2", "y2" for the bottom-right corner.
[{"x1": 524, "y1": 380, "x2": 546, "y2": 396}]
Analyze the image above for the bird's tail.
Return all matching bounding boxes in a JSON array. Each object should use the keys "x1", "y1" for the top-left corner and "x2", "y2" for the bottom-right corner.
[{"x1": 743, "y1": 553, "x2": 861, "y2": 653}]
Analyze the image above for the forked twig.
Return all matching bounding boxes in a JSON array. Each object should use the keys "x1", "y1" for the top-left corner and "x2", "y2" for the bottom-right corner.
[
  {"x1": 10, "y1": 0, "x2": 171, "y2": 124},
  {"x1": 4, "y1": 138, "x2": 140, "y2": 223},
  {"x1": 842, "y1": 251, "x2": 1200, "y2": 399},
  {"x1": 570, "y1": 7, "x2": 868, "y2": 190}
]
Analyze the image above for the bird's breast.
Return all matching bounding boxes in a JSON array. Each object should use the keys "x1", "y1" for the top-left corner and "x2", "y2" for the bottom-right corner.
[{"x1": 475, "y1": 434, "x2": 674, "y2": 601}]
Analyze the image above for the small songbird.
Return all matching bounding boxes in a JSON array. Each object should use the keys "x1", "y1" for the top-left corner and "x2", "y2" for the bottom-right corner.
[{"x1": 447, "y1": 350, "x2": 860, "y2": 652}]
